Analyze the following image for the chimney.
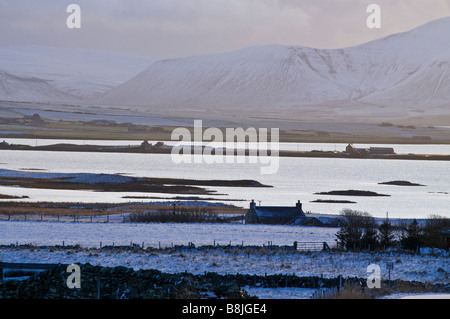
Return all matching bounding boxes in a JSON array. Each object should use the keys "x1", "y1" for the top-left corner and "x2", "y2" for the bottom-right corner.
[
  {"x1": 296, "y1": 200, "x2": 302, "y2": 211},
  {"x1": 250, "y1": 199, "x2": 256, "y2": 209}
]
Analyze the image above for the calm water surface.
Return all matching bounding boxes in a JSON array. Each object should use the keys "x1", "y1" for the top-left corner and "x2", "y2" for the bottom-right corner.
[{"x1": 1, "y1": 141, "x2": 449, "y2": 219}]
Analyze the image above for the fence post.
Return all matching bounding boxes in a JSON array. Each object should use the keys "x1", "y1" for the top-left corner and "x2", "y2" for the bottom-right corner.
[{"x1": 97, "y1": 277, "x2": 101, "y2": 299}]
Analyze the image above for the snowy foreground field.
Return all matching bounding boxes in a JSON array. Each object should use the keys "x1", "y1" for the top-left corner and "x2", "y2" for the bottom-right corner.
[
  {"x1": 0, "y1": 220, "x2": 337, "y2": 248},
  {"x1": 1, "y1": 221, "x2": 449, "y2": 299}
]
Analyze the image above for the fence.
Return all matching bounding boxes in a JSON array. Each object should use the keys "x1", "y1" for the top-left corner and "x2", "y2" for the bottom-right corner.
[
  {"x1": 311, "y1": 286, "x2": 339, "y2": 299},
  {"x1": 294, "y1": 241, "x2": 330, "y2": 251},
  {"x1": 0, "y1": 213, "x2": 125, "y2": 223},
  {"x1": 3, "y1": 240, "x2": 332, "y2": 252}
]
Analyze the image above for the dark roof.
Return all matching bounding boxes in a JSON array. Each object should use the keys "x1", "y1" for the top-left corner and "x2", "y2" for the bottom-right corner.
[{"x1": 252, "y1": 206, "x2": 304, "y2": 219}]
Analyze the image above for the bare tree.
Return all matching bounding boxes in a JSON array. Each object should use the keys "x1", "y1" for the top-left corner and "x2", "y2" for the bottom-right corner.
[{"x1": 336, "y1": 209, "x2": 378, "y2": 250}]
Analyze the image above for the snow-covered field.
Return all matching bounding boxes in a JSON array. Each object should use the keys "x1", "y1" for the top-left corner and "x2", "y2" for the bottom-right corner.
[
  {"x1": 2, "y1": 243, "x2": 448, "y2": 284},
  {"x1": 0, "y1": 220, "x2": 337, "y2": 248},
  {"x1": 1, "y1": 220, "x2": 448, "y2": 282},
  {"x1": 1, "y1": 220, "x2": 449, "y2": 299}
]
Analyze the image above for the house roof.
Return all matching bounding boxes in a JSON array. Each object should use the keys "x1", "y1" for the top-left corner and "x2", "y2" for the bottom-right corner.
[{"x1": 252, "y1": 206, "x2": 304, "y2": 219}]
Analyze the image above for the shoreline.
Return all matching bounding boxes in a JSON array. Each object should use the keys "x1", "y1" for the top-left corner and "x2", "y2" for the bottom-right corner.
[
  {"x1": 0, "y1": 201, "x2": 435, "y2": 225},
  {"x1": 2, "y1": 142, "x2": 450, "y2": 161}
]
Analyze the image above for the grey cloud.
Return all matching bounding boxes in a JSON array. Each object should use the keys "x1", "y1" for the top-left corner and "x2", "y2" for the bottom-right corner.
[{"x1": 0, "y1": 0, "x2": 448, "y2": 57}]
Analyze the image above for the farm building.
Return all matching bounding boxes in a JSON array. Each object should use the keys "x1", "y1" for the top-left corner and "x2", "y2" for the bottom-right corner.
[
  {"x1": 369, "y1": 147, "x2": 395, "y2": 154},
  {"x1": 140, "y1": 140, "x2": 152, "y2": 151},
  {"x1": 345, "y1": 143, "x2": 394, "y2": 155},
  {"x1": 245, "y1": 200, "x2": 306, "y2": 225}
]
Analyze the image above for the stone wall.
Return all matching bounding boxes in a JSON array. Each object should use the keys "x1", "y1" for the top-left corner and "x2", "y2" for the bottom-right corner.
[{"x1": 0, "y1": 263, "x2": 341, "y2": 299}]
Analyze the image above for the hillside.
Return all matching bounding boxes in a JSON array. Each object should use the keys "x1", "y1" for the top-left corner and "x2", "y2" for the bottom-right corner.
[
  {"x1": 0, "y1": 46, "x2": 157, "y2": 103},
  {"x1": 2, "y1": 18, "x2": 450, "y2": 125},
  {"x1": 94, "y1": 17, "x2": 450, "y2": 124}
]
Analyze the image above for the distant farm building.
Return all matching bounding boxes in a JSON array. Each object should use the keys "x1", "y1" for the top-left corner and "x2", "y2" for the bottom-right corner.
[
  {"x1": 369, "y1": 147, "x2": 395, "y2": 154},
  {"x1": 23, "y1": 113, "x2": 45, "y2": 125},
  {"x1": 140, "y1": 140, "x2": 152, "y2": 151},
  {"x1": 346, "y1": 143, "x2": 394, "y2": 155},
  {"x1": 245, "y1": 200, "x2": 306, "y2": 225},
  {"x1": 345, "y1": 143, "x2": 368, "y2": 155}
]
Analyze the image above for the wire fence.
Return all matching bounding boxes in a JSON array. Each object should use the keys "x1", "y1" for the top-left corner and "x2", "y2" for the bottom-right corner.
[
  {"x1": 0, "y1": 213, "x2": 126, "y2": 223},
  {"x1": 1, "y1": 239, "x2": 333, "y2": 252},
  {"x1": 293, "y1": 241, "x2": 330, "y2": 251},
  {"x1": 311, "y1": 286, "x2": 339, "y2": 299}
]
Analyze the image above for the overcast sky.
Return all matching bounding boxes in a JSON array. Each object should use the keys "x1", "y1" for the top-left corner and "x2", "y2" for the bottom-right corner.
[{"x1": 1, "y1": 0, "x2": 449, "y2": 58}]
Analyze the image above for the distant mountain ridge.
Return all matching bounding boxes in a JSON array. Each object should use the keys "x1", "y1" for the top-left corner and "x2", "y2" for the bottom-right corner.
[
  {"x1": 94, "y1": 17, "x2": 450, "y2": 122},
  {"x1": 0, "y1": 45, "x2": 157, "y2": 103},
  {"x1": 1, "y1": 18, "x2": 450, "y2": 124}
]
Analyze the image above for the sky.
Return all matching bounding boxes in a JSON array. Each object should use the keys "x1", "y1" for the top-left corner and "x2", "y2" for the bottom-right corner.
[{"x1": 1, "y1": 0, "x2": 449, "y2": 58}]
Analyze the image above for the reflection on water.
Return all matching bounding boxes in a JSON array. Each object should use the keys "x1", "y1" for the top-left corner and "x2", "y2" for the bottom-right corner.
[{"x1": 0, "y1": 141, "x2": 449, "y2": 219}]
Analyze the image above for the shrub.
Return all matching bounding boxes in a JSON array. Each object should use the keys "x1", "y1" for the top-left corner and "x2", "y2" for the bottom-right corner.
[
  {"x1": 400, "y1": 219, "x2": 424, "y2": 251},
  {"x1": 378, "y1": 218, "x2": 397, "y2": 248},
  {"x1": 422, "y1": 215, "x2": 450, "y2": 249},
  {"x1": 124, "y1": 206, "x2": 225, "y2": 223}
]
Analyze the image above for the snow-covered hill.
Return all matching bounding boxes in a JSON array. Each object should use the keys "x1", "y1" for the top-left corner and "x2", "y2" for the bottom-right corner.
[
  {"x1": 0, "y1": 70, "x2": 77, "y2": 103},
  {"x1": 0, "y1": 46, "x2": 157, "y2": 103},
  {"x1": 2, "y1": 18, "x2": 450, "y2": 123},
  {"x1": 95, "y1": 17, "x2": 450, "y2": 121}
]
